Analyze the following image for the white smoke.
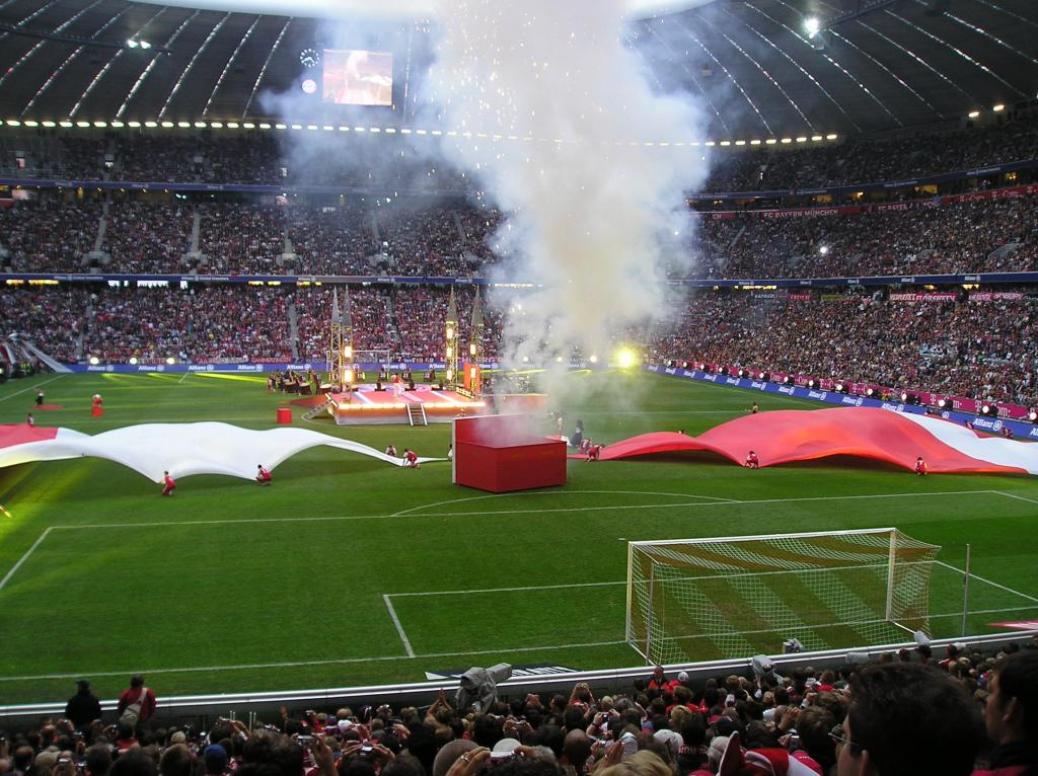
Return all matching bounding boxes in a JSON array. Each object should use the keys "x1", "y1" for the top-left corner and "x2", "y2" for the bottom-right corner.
[{"x1": 425, "y1": 0, "x2": 710, "y2": 382}]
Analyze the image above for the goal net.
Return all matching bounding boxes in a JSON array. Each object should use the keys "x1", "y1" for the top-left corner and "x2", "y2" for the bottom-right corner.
[{"x1": 626, "y1": 528, "x2": 941, "y2": 665}]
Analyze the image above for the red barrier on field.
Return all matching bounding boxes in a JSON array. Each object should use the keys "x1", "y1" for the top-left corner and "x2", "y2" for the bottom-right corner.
[{"x1": 453, "y1": 414, "x2": 566, "y2": 493}]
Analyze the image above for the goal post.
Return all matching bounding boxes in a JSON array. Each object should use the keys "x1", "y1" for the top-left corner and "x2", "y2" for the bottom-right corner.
[{"x1": 626, "y1": 528, "x2": 941, "y2": 665}]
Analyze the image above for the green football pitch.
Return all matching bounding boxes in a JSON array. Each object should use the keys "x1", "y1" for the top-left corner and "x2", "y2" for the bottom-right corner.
[{"x1": 1, "y1": 369, "x2": 1037, "y2": 705}]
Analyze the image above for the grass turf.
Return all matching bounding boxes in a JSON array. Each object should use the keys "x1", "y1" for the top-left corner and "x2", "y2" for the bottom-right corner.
[{"x1": 0, "y1": 369, "x2": 1036, "y2": 704}]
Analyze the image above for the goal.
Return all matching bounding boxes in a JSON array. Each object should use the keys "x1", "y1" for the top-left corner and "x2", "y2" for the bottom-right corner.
[{"x1": 626, "y1": 528, "x2": 941, "y2": 665}]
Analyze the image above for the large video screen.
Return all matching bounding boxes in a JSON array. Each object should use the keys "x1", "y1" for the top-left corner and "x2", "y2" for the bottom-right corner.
[{"x1": 322, "y1": 49, "x2": 394, "y2": 107}]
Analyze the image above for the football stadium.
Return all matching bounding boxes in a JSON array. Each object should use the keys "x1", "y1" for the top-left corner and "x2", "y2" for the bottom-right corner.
[{"x1": 1, "y1": 0, "x2": 1037, "y2": 773}]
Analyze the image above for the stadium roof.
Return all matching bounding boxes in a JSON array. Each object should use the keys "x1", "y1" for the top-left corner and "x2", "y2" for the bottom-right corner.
[{"x1": 0, "y1": 0, "x2": 1035, "y2": 138}]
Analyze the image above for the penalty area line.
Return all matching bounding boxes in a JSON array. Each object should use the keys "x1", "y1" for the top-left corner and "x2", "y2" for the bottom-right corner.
[
  {"x1": 0, "y1": 638, "x2": 632, "y2": 683},
  {"x1": 388, "y1": 580, "x2": 627, "y2": 598},
  {"x1": 0, "y1": 527, "x2": 53, "y2": 592},
  {"x1": 383, "y1": 594, "x2": 416, "y2": 658},
  {"x1": 0, "y1": 375, "x2": 66, "y2": 403},
  {"x1": 49, "y1": 488, "x2": 1007, "y2": 531}
]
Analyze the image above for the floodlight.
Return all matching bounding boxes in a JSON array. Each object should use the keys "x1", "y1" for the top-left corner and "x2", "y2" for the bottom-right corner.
[
  {"x1": 615, "y1": 348, "x2": 638, "y2": 369},
  {"x1": 804, "y1": 16, "x2": 821, "y2": 37}
]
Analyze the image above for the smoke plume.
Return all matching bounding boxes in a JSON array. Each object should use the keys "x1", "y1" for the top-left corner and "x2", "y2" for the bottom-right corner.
[{"x1": 425, "y1": 0, "x2": 710, "y2": 385}]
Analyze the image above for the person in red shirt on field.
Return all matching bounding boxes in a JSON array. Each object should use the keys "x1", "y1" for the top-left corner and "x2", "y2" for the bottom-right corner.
[
  {"x1": 161, "y1": 470, "x2": 176, "y2": 496},
  {"x1": 586, "y1": 443, "x2": 601, "y2": 462},
  {"x1": 915, "y1": 456, "x2": 927, "y2": 476},
  {"x1": 256, "y1": 465, "x2": 272, "y2": 485},
  {"x1": 404, "y1": 449, "x2": 419, "y2": 469},
  {"x1": 745, "y1": 450, "x2": 759, "y2": 468}
]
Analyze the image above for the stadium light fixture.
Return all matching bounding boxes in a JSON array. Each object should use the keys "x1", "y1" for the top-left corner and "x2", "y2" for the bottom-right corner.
[
  {"x1": 993, "y1": 104, "x2": 1005, "y2": 112},
  {"x1": 145, "y1": 121, "x2": 158, "y2": 128},
  {"x1": 226, "y1": 122, "x2": 239, "y2": 129},
  {"x1": 796, "y1": 136, "x2": 808, "y2": 142},
  {"x1": 178, "y1": 121, "x2": 192, "y2": 128},
  {"x1": 968, "y1": 110, "x2": 980, "y2": 119},
  {"x1": 42, "y1": 120, "x2": 56, "y2": 128},
  {"x1": 111, "y1": 120, "x2": 124, "y2": 128},
  {"x1": 811, "y1": 135, "x2": 823, "y2": 142},
  {"x1": 750, "y1": 139, "x2": 761, "y2": 145},
  {"x1": 781, "y1": 137, "x2": 793, "y2": 144},
  {"x1": 766, "y1": 138, "x2": 777, "y2": 145},
  {"x1": 804, "y1": 16, "x2": 821, "y2": 37},
  {"x1": 211, "y1": 122, "x2": 224, "y2": 129},
  {"x1": 819, "y1": 245, "x2": 829, "y2": 255},
  {"x1": 76, "y1": 120, "x2": 90, "y2": 128},
  {"x1": 161, "y1": 121, "x2": 174, "y2": 128},
  {"x1": 826, "y1": 133, "x2": 838, "y2": 140},
  {"x1": 126, "y1": 38, "x2": 139, "y2": 48}
]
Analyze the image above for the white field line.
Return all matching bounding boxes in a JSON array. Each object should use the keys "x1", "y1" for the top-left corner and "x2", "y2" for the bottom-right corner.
[
  {"x1": 382, "y1": 594, "x2": 416, "y2": 658},
  {"x1": 178, "y1": 371, "x2": 192, "y2": 384},
  {"x1": 935, "y1": 560, "x2": 1038, "y2": 604},
  {"x1": 33, "y1": 488, "x2": 1017, "y2": 531},
  {"x1": 389, "y1": 580, "x2": 627, "y2": 597},
  {"x1": 930, "y1": 605, "x2": 1038, "y2": 619},
  {"x1": 996, "y1": 491, "x2": 1038, "y2": 507},
  {"x1": 0, "y1": 375, "x2": 66, "y2": 403},
  {"x1": 391, "y1": 489, "x2": 736, "y2": 517},
  {"x1": 0, "y1": 638, "x2": 632, "y2": 682},
  {"x1": 0, "y1": 527, "x2": 53, "y2": 591}
]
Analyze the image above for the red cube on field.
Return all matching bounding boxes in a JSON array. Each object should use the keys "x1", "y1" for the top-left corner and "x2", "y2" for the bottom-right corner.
[{"x1": 452, "y1": 414, "x2": 567, "y2": 493}]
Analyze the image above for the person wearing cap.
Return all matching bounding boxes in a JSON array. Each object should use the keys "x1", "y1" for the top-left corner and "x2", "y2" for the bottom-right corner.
[
  {"x1": 975, "y1": 650, "x2": 1038, "y2": 776},
  {"x1": 204, "y1": 744, "x2": 230, "y2": 776},
  {"x1": 65, "y1": 679, "x2": 102, "y2": 730},
  {"x1": 834, "y1": 662, "x2": 981, "y2": 776}
]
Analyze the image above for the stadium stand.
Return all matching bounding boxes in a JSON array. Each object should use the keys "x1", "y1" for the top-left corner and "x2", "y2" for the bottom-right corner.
[{"x1": 1, "y1": 641, "x2": 1034, "y2": 776}]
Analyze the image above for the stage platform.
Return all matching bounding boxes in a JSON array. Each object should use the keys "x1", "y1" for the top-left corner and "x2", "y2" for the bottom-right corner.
[
  {"x1": 291, "y1": 385, "x2": 548, "y2": 426},
  {"x1": 331, "y1": 385, "x2": 489, "y2": 426}
]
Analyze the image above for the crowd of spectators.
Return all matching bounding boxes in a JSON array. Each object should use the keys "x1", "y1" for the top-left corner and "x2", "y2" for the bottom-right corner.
[
  {"x1": 0, "y1": 112, "x2": 1033, "y2": 193},
  {"x1": 0, "y1": 285, "x2": 503, "y2": 366},
  {"x1": 694, "y1": 196, "x2": 1038, "y2": 280},
  {"x1": 651, "y1": 289, "x2": 1038, "y2": 406},
  {"x1": 2, "y1": 192, "x2": 1036, "y2": 279},
  {"x1": 702, "y1": 113, "x2": 1038, "y2": 193},
  {"x1": 0, "y1": 643, "x2": 1034, "y2": 776},
  {"x1": 4, "y1": 279, "x2": 1038, "y2": 407}
]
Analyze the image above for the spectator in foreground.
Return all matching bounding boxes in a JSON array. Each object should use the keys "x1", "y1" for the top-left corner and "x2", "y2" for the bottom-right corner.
[
  {"x1": 117, "y1": 675, "x2": 157, "y2": 727},
  {"x1": 64, "y1": 679, "x2": 102, "y2": 730},
  {"x1": 836, "y1": 662, "x2": 983, "y2": 776},
  {"x1": 976, "y1": 650, "x2": 1038, "y2": 775}
]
